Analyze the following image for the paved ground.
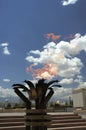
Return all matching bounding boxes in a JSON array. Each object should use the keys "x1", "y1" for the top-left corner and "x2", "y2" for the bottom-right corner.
[
  {"x1": 0, "y1": 112, "x2": 86, "y2": 119},
  {"x1": 79, "y1": 113, "x2": 86, "y2": 119},
  {"x1": 0, "y1": 112, "x2": 25, "y2": 116}
]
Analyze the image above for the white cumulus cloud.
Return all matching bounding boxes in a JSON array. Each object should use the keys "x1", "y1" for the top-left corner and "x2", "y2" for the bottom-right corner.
[
  {"x1": 3, "y1": 46, "x2": 11, "y2": 55},
  {"x1": 74, "y1": 75, "x2": 83, "y2": 84},
  {"x1": 0, "y1": 42, "x2": 11, "y2": 55},
  {"x1": 54, "y1": 87, "x2": 72, "y2": 99},
  {"x1": 0, "y1": 86, "x2": 16, "y2": 98},
  {"x1": 0, "y1": 43, "x2": 9, "y2": 47},
  {"x1": 25, "y1": 33, "x2": 86, "y2": 80},
  {"x1": 62, "y1": 0, "x2": 78, "y2": 6},
  {"x1": 76, "y1": 82, "x2": 86, "y2": 89},
  {"x1": 3, "y1": 79, "x2": 10, "y2": 82},
  {"x1": 60, "y1": 78, "x2": 73, "y2": 84}
]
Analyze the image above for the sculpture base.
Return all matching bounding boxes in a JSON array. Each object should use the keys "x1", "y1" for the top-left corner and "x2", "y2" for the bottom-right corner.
[{"x1": 25, "y1": 109, "x2": 51, "y2": 130}]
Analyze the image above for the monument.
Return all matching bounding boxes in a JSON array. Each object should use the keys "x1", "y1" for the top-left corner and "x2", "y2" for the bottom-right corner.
[{"x1": 12, "y1": 78, "x2": 62, "y2": 130}]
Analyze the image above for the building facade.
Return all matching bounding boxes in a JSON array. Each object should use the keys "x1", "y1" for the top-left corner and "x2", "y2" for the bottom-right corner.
[{"x1": 72, "y1": 88, "x2": 86, "y2": 108}]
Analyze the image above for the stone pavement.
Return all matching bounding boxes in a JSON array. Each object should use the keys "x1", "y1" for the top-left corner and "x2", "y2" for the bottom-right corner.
[
  {"x1": 0, "y1": 112, "x2": 25, "y2": 116},
  {"x1": 0, "y1": 111, "x2": 86, "y2": 119}
]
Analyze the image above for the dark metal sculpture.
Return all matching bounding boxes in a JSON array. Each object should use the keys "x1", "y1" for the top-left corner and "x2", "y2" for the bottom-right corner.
[{"x1": 12, "y1": 79, "x2": 62, "y2": 130}]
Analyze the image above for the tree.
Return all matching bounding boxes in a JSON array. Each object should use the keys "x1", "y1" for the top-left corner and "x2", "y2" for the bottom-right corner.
[{"x1": 6, "y1": 103, "x2": 11, "y2": 109}]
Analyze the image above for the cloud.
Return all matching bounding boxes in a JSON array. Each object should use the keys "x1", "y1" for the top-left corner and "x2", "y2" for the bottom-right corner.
[
  {"x1": 74, "y1": 81, "x2": 86, "y2": 89},
  {"x1": 62, "y1": 0, "x2": 78, "y2": 6},
  {"x1": 25, "y1": 33, "x2": 86, "y2": 80},
  {"x1": 0, "y1": 43, "x2": 9, "y2": 47},
  {"x1": 78, "y1": 82, "x2": 86, "y2": 88},
  {"x1": 45, "y1": 33, "x2": 61, "y2": 42},
  {"x1": 3, "y1": 46, "x2": 11, "y2": 55},
  {"x1": 0, "y1": 42, "x2": 11, "y2": 55},
  {"x1": 54, "y1": 81, "x2": 86, "y2": 99},
  {"x1": 74, "y1": 75, "x2": 83, "y2": 84},
  {"x1": 64, "y1": 34, "x2": 75, "y2": 40},
  {"x1": 60, "y1": 78, "x2": 73, "y2": 84},
  {"x1": 54, "y1": 87, "x2": 72, "y2": 99},
  {"x1": 3, "y1": 79, "x2": 10, "y2": 82},
  {"x1": 0, "y1": 86, "x2": 16, "y2": 98},
  {"x1": 58, "y1": 57, "x2": 83, "y2": 78}
]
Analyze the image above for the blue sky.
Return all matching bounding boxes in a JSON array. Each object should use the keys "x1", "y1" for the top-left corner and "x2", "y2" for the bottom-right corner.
[{"x1": 0, "y1": 0, "x2": 86, "y2": 100}]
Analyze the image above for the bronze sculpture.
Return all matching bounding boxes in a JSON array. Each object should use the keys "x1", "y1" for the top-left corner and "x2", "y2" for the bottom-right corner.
[{"x1": 12, "y1": 79, "x2": 62, "y2": 130}]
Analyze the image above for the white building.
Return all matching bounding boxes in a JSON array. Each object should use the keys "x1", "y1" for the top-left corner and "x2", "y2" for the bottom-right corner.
[{"x1": 72, "y1": 88, "x2": 86, "y2": 108}]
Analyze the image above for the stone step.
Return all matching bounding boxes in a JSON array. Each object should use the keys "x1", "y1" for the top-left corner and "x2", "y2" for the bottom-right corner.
[
  {"x1": 48, "y1": 125, "x2": 86, "y2": 130},
  {"x1": 0, "y1": 116, "x2": 23, "y2": 118},
  {"x1": 0, "y1": 118, "x2": 24, "y2": 122},
  {"x1": 0, "y1": 114, "x2": 81, "y2": 122},
  {"x1": 51, "y1": 115, "x2": 81, "y2": 120},
  {"x1": 51, "y1": 113, "x2": 78, "y2": 117},
  {"x1": 0, "y1": 113, "x2": 86, "y2": 130},
  {"x1": 0, "y1": 113, "x2": 78, "y2": 118},
  {"x1": 49, "y1": 121, "x2": 86, "y2": 128},
  {"x1": 0, "y1": 126, "x2": 25, "y2": 130},
  {"x1": 1, "y1": 118, "x2": 83, "y2": 123},
  {"x1": 52, "y1": 118, "x2": 86, "y2": 123},
  {"x1": 0, "y1": 125, "x2": 86, "y2": 130},
  {"x1": 0, "y1": 122, "x2": 24, "y2": 127},
  {"x1": 0, "y1": 117, "x2": 83, "y2": 123},
  {"x1": 0, "y1": 117, "x2": 84, "y2": 123},
  {"x1": 0, "y1": 120, "x2": 86, "y2": 128}
]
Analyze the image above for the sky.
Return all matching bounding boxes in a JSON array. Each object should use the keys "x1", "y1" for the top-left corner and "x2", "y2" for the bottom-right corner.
[{"x1": 0, "y1": 0, "x2": 86, "y2": 101}]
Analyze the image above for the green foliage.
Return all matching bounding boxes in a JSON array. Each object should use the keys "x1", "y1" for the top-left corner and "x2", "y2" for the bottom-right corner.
[
  {"x1": 5, "y1": 103, "x2": 12, "y2": 109},
  {"x1": 13, "y1": 102, "x2": 26, "y2": 109}
]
